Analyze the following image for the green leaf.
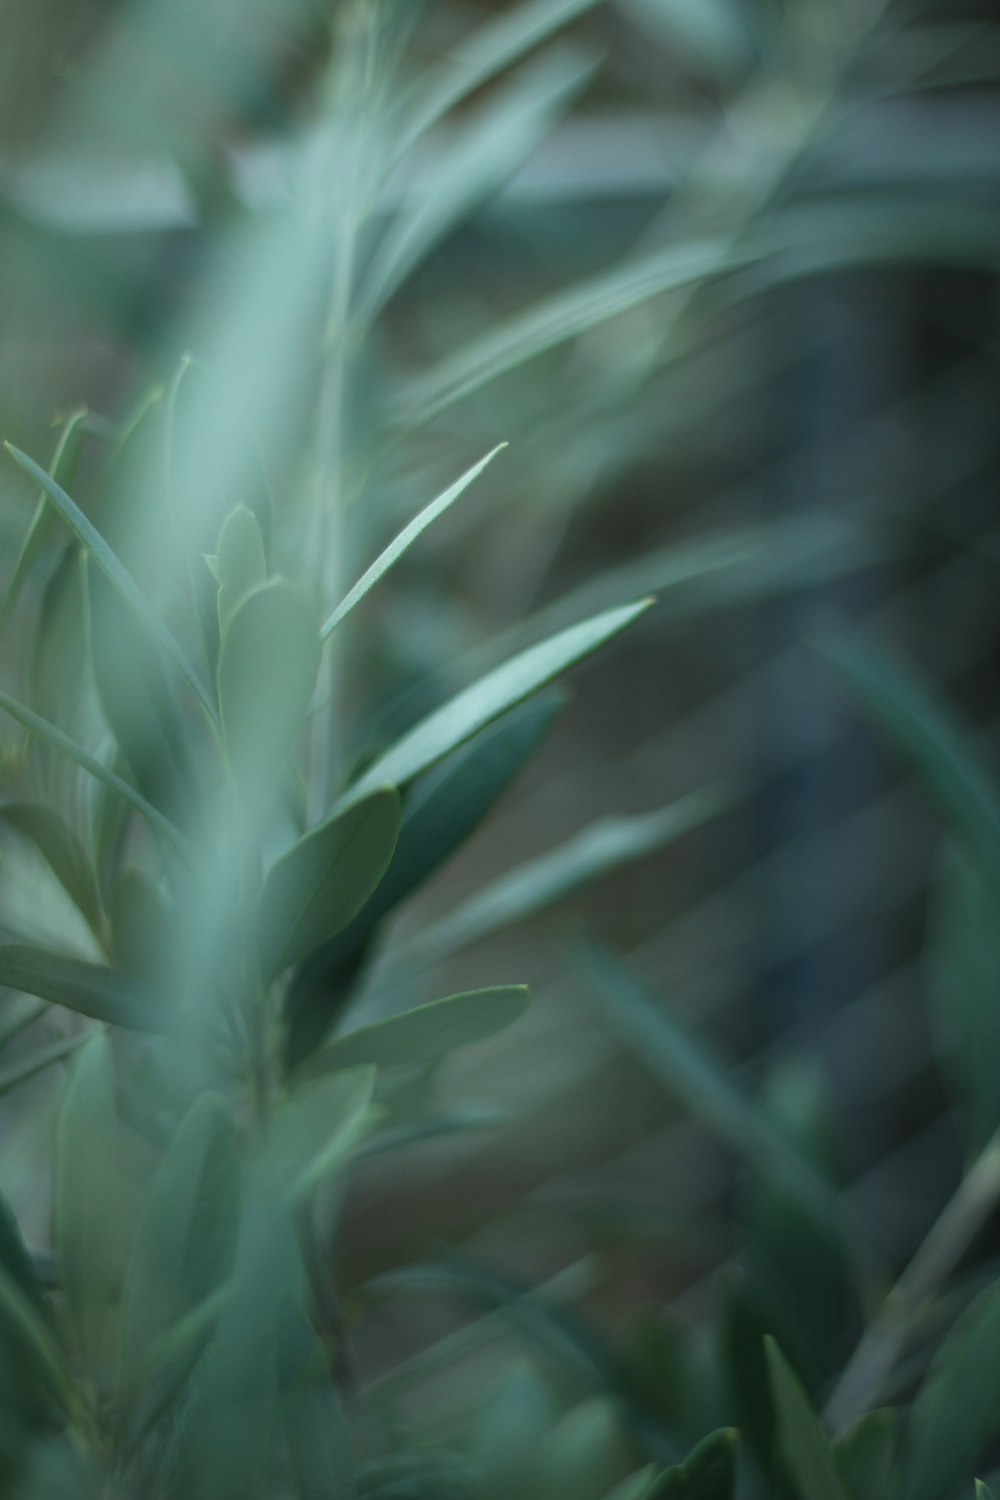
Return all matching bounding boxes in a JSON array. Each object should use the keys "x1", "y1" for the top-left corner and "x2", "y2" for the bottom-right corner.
[
  {"x1": 0, "y1": 686, "x2": 188, "y2": 852},
  {"x1": 267, "y1": 1067, "x2": 376, "y2": 1201},
  {"x1": 121, "y1": 1094, "x2": 241, "y2": 1380},
  {"x1": 413, "y1": 788, "x2": 724, "y2": 958},
  {"x1": 651, "y1": 1428, "x2": 738, "y2": 1499},
  {"x1": 214, "y1": 504, "x2": 266, "y2": 632},
  {"x1": 4, "y1": 443, "x2": 215, "y2": 722},
  {"x1": 0, "y1": 1260, "x2": 68, "y2": 1419},
  {"x1": 903, "y1": 1283, "x2": 1000, "y2": 1500},
  {"x1": 976, "y1": 1483, "x2": 997, "y2": 1499},
  {"x1": 117, "y1": 1285, "x2": 231, "y2": 1456},
  {"x1": 55, "y1": 1034, "x2": 120, "y2": 1372},
  {"x1": 476, "y1": 1361, "x2": 553, "y2": 1500},
  {"x1": 0, "y1": 1032, "x2": 89, "y2": 1100},
  {"x1": 0, "y1": 1193, "x2": 47, "y2": 1322},
  {"x1": 0, "y1": 407, "x2": 87, "y2": 637},
  {"x1": 276, "y1": 1297, "x2": 355, "y2": 1500},
  {"x1": 398, "y1": 0, "x2": 604, "y2": 153},
  {"x1": 217, "y1": 578, "x2": 320, "y2": 795},
  {"x1": 0, "y1": 945, "x2": 158, "y2": 1030},
  {"x1": 258, "y1": 787, "x2": 401, "y2": 979},
  {"x1": 815, "y1": 621, "x2": 1000, "y2": 907},
  {"x1": 109, "y1": 868, "x2": 172, "y2": 984},
  {"x1": 348, "y1": 599, "x2": 651, "y2": 802},
  {"x1": 765, "y1": 1339, "x2": 849, "y2": 1500},
  {"x1": 541, "y1": 1396, "x2": 624, "y2": 1500},
  {"x1": 402, "y1": 240, "x2": 751, "y2": 423},
  {"x1": 298, "y1": 986, "x2": 530, "y2": 1080},
  {"x1": 284, "y1": 693, "x2": 562, "y2": 1066},
  {"x1": 832, "y1": 1410, "x2": 899, "y2": 1500},
  {"x1": 0, "y1": 802, "x2": 102, "y2": 933},
  {"x1": 925, "y1": 843, "x2": 1000, "y2": 1152},
  {"x1": 320, "y1": 446, "x2": 506, "y2": 640}
]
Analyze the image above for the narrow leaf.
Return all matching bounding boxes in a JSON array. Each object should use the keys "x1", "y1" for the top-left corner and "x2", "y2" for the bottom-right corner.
[
  {"x1": 0, "y1": 802, "x2": 102, "y2": 933},
  {"x1": 348, "y1": 599, "x2": 650, "y2": 801},
  {"x1": 258, "y1": 787, "x2": 401, "y2": 979},
  {"x1": 0, "y1": 1032, "x2": 89, "y2": 1099},
  {"x1": 832, "y1": 1410, "x2": 900, "y2": 1500},
  {"x1": 0, "y1": 407, "x2": 87, "y2": 636},
  {"x1": 298, "y1": 986, "x2": 530, "y2": 1080},
  {"x1": 55, "y1": 1034, "x2": 120, "y2": 1372},
  {"x1": 765, "y1": 1338, "x2": 849, "y2": 1500},
  {"x1": 0, "y1": 945, "x2": 158, "y2": 1031},
  {"x1": 4, "y1": 444, "x2": 215, "y2": 720},
  {"x1": 320, "y1": 446, "x2": 506, "y2": 639}
]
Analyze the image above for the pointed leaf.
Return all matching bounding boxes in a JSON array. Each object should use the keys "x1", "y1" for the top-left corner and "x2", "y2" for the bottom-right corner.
[
  {"x1": 277, "y1": 1297, "x2": 355, "y2": 1500},
  {"x1": 299, "y1": 986, "x2": 530, "y2": 1080},
  {"x1": 903, "y1": 1283, "x2": 1000, "y2": 1500},
  {"x1": 0, "y1": 802, "x2": 102, "y2": 933},
  {"x1": 766, "y1": 1339, "x2": 849, "y2": 1500},
  {"x1": 258, "y1": 787, "x2": 401, "y2": 979},
  {"x1": 55, "y1": 1034, "x2": 120, "y2": 1371},
  {"x1": 0, "y1": 945, "x2": 158, "y2": 1030},
  {"x1": 4, "y1": 444, "x2": 215, "y2": 720},
  {"x1": 215, "y1": 505, "x2": 266, "y2": 632},
  {"x1": 651, "y1": 1428, "x2": 738, "y2": 1499},
  {"x1": 0, "y1": 407, "x2": 87, "y2": 636},
  {"x1": 217, "y1": 578, "x2": 320, "y2": 795},
  {"x1": 348, "y1": 599, "x2": 650, "y2": 801},
  {"x1": 320, "y1": 446, "x2": 506, "y2": 639},
  {"x1": 832, "y1": 1410, "x2": 900, "y2": 1500},
  {"x1": 542, "y1": 1397, "x2": 624, "y2": 1500}
]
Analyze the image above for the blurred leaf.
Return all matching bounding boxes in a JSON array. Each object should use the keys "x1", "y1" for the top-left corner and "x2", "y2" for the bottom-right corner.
[
  {"x1": 298, "y1": 986, "x2": 530, "y2": 1079},
  {"x1": 765, "y1": 1338, "x2": 849, "y2": 1500},
  {"x1": 976, "y1": 1483, "x2": 997, "y2": 1499},
  {"x1": 121, "y1": 1094, "x2": 241, "y2": 1381},
  {"x1": 414, "y1": 788, "x2": 724, "y2": 958},
  {"x1": 218, "y1": 579, "x2": 320, "y2": 796},
  {"x1": 0, "y1": 688, "x2": 186, "y2": 852},
  {"x1": 925, "y1": 843, "x2": 1000, "y2": 1153},
  {"x1": 401, "y1": 240, "x2": 750, "y2": 423},
  {"x1": 476, "y1": 1360, "x2": 553, "y2": 1500},
  {"x1": 398, "y1": 0, "x2": 603, "y2": 152},
  {"x1": 258, "y1": 787, "x2": 401, "y2": 979},
  {"x1": 0, "y1": 408, "x2": 87, "y2": 638},
  {"x1": 365, "y1": 50, "x2": 595, "y2": 318},
  {"x1": 903, "y1": 1283, "x2": 1000, "y2": 1500},
  {"x1": 276, "y1": 1297, "x2": 354, "y2": 1500},
  {"x1": 832, "y1": 1410, "x2": 900, "y2": 1500},
  {"x1": 55, "y1": 1034, "x2": 120, "y2": 1372},
  {"x1": 349, "y1": 600, "x2": 651, "y2": 800},
  {"x1": 620, "y1": 0, "x2": 751, "y2": 84},
  {"x1": 214, "y1": 504, "x2": 267, "y2": 633},
  {"x1": 320, "y1": 445, "x2": 506, "y2": 639},
  {"x1": 0, "y1": 946, "x2": 158, "y2": 1031},
  {"x1": 0, "y1": 803, "x2": 102, "y2": 934},
  {"x1": 4, "y1": 444, "x2": 215, "y2": 721},
  {"x1": 0, "y1": 1032, "x2": 89, "y2": 1100},
  {"x1": 815, "y1": 620, "x2": 1000, "y2": 905},
  {"x1": 541, "y1": 1396, "x2": 624, "y2": 1500},
  {"x1": 116, "y1": 1285, "x2": 231, "y2": 1457},
  {"x1": 108, "y1": 868, "x2": 171, "y2": 984},
  {"x1": 651, "y1": 1428, "x2": 738, "y2": 1499},
  {"x1": 285, "y1": 693, "x2": 562, "y2": 1065},
  {"x1": 268, "y1": 1066, "x2": 376, "y2": 1201},
  {"x1": 0, "y1": 1195, "x2": 47, "y2": 1327},
  {"x1": 718, "y1": 1271, "x2": 791, "y2": 1480}
]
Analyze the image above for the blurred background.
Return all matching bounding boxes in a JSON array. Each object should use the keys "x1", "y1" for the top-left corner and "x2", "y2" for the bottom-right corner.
[{"x1": 2, "y1": 0, "x2": 1000, "y2": 1462}]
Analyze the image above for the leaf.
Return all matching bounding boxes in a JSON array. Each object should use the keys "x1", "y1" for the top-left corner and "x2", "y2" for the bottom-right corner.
[
  {"x1": 0, "y1": 406, "x2": 87, "y2": 637},
  {"x1": 217, "y1": 578, "x2": 320, "y2": 796},
  {"x1": 476, "y1": 1361, "x2": 553, "y2": 1500},
  {"x1": 976, "y1": 1483, "x2": 997, "y2": 1499},
  {"x1": 397, "y1": 0, "x2": 604, "y2": 153},
  {"x1": 0, "y1": 1261, "x2": 68, "y2": 1420},
  {"x1": 267, "y1": 1067, "x2": 376, "y2": 1201},
  {"x1": 117, "y1": 1286, "x2": 231, "y2": 1456},
  {"x1": 651, "y1": 1428, "x2": 738, "y2": 1499},
  {"x1": 55, "y1": 1034, "x2": 120, "y2": 1372},
  {"x1": 276, "y1": 1297, "x2": 355, "y2": 1500},
  {"x1": 0, "y1": 802, "x2": 102, "y2": 933},
  {"x1": 401, "y1": 240, "x2": 751, "y2": 423},
  {"x1": 120, "y1": 1094, "x2": 241, "y2": 1380},
  {"x1": 0, "y1": 945, "x2": 158, "y2": 1030},
  {"x1": 348, "y1": 599, "x2": 651, "y2": 802},
  {"x1": 815, "y1": 621, "x2": 1000, "y2": 906},
  {"x1": 925, "y1": 842, "x2": 1000, "y2": 1152},
  {"x1": 765, "y1": 1338, "x2": 849, "y2": 1500},
  {"x1": 832, "y1": 1410, "x2": 899, "y2": 1500},
  {"x1": 320, "y1": 445, "x2": 506, "y2": 639},
  {"x1": 4, "y1": 444, "x2": 215, "y2": 721},
  {"x1": 258, "y1": 787, "x2": 401, "y2": 979},
  {"x1": 109, "y1": 868, "x2": 172, "y2": 984},
  {"x1": 0, "y1": 1032, "x2": 89, "y2": 1100},
  {"x1": 541, "y1": 1396, "x2": 624, "y2": 1500},
  {"x1": 284, "y1": 693, "x2": 562, "y2": 1066},
  {"x1": 363, "y1": 49, "x2": 595, "y2": 319},
  {"x1": 214, "y1": 504, "x2": 266, "y2": 632},
  {"x1": 903, "y1": 1283, "x2": 1000, "y2": 1500},
  {"x1": 0, "y1": 1194, "x2": 48, "y2": 1323},
  {"x1": 413, "y1": 788, "x2": 724, "y2": 958},
  {"x1": 0, "y1": 686, "x2": 188, "y2": 852},
  {"x1": 298, "y1": 986, "x2": 530, "y2": 1080},
  {"x1": 577, "y1": 942, "x2": 843, "y2": 1236}
]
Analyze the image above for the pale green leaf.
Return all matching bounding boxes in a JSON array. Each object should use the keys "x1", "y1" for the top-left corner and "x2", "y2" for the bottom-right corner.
[
  {"x1": 276, "y1": 1298, "x2": 355, "y2": 1500},
  {"x1": 214, "y1": 504, "x2": 266, "y2": 632},
  {"x1": 0, "y1": 801, "x2": 102, "y2": 933},
  {"x1": 0, "y1": 407, "x2": 87, "y2": 636},
  {"x1": 0, "y1": 945, "x2": 158, "y2": 1031},
  {"x1": 0, "y1": 1032, "x2": 89, "y2": 1100},
  {"x1": 268, "y1": 1067, "x2": 377, "y2": 1201}
]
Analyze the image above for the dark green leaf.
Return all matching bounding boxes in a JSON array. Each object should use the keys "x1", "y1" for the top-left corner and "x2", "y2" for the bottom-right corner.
[
  {"x1": 276, "y1": 1297, "x2": 355, "y2": 1500},
  {"x1": 0, "y1": 946, "x2": 158, "y2": 1030},
  {"x1": 541, "y1": 1397, "x2": 623, "y2": 1500},
  {"x1": 765, "y1": 1338, "x2": 849, "y2": 1500},
  {"x1": 832, "y1": 1410, "x2": 899, "y2": 1500},
  {"x1": 0, "y1": 1194, "x2": 47, "y2": 1322},
  {"x1": 903, "y1": 1284, "x2": 1000, "y2": 1500},
  {"x1": 0, "y1": 802, "x2": 101, "y2": 933},
  {"x1": 258, "y1": 788, "x2": 401, "y2": 979},
  {"x1": 651, "y1": 1428, "x2": 738, "y2": 1499},
  {"x1": 476, "y1": 1361, "x2": 552, "y2": 1500},
  {"x1": 298, "y1": 986, "x2": 530, "y2": 1080}
]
